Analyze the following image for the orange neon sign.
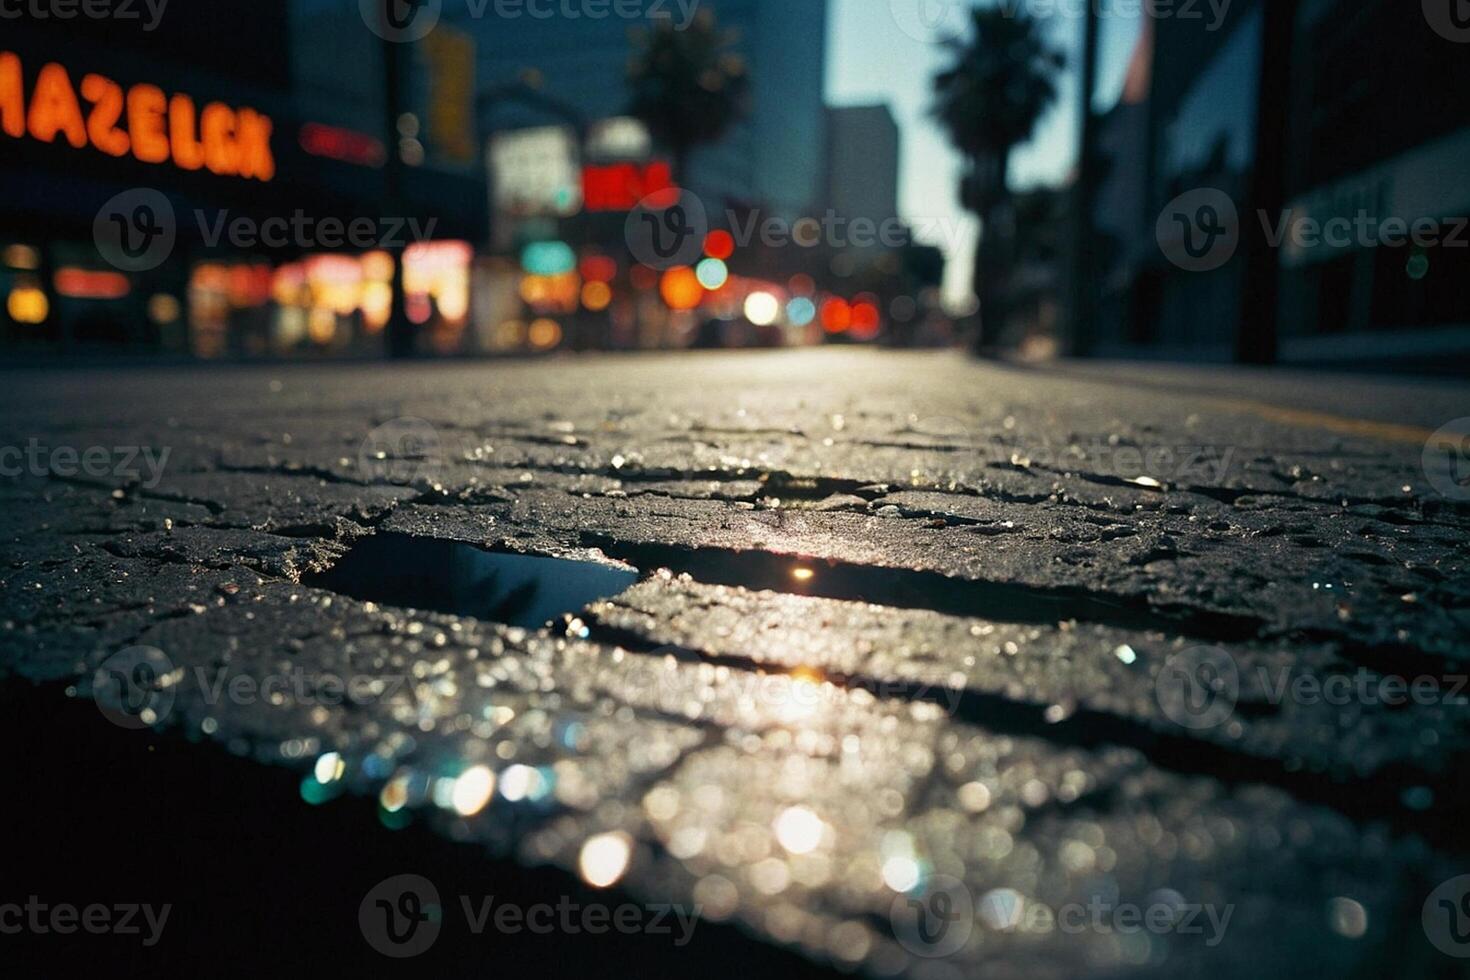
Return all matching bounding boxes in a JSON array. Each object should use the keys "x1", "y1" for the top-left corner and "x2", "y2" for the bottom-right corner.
[{"x1": 0, "y1": 52, "x2": 274, "y2": 182}]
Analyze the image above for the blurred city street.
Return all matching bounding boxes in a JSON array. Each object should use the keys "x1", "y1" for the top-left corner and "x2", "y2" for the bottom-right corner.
[
  {"x1": 3, "y1": 1, "x2": 1470, "y2": 975},
  {"x1": 2, "y1": 348, "x2": 1467, "y2": 976}
]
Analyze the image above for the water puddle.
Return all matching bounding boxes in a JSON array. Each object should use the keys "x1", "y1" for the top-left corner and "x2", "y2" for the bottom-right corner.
[{"x1": 305, "y1": 533, "x2": 639, "y2": 628}]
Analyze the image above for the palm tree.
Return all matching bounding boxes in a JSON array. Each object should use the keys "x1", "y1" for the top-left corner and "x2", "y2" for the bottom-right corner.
[
  {"x1": 627, "y1": 9, "x2": 749, "y2": 186},
  {"x1": 933, "y1": 5, "x2": 1065, "y2": 351}
]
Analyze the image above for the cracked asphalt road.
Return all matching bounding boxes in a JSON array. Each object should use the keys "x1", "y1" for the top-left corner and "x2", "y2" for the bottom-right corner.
[{"x1": 2, "y1": 349, "x2": 1468, "y2": 977}]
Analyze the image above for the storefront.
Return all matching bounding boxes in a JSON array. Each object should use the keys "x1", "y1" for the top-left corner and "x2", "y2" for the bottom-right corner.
[{"x1": 0, "y1": 8, "x2": 486, "y2": 358}]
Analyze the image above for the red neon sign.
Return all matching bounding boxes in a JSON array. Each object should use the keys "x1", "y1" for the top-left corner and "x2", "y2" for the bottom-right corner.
[
  {"x1": 582, "y1": 160, "x2": 673, "y2": 212},
  {"x1": 299, "y1": 122, "x2": 386, "y2": 168}
]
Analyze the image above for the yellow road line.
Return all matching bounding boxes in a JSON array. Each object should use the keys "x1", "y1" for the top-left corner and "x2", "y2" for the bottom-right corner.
[{"x1": 1201, "y1": 397, "x2": 1436, "y2": 446}]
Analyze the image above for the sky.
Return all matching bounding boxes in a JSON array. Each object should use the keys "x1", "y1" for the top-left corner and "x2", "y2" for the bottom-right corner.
[{"x1": 824, "y1": 0, "x2": 1145, "y2": 308}]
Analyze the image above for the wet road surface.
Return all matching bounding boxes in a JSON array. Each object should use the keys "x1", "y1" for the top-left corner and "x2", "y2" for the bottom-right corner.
[{"x1": 1, "y1": 349, "x2": 1467, "y2": 977}]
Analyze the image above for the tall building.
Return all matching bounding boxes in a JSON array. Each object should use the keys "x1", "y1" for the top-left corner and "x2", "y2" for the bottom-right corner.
[{"x1": 825, "y1": 104, "x2": 900, "y2": 229}]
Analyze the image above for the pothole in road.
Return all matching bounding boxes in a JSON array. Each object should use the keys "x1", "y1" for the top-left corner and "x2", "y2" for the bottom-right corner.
[{"x1": 303, "y1": 532, "x2": 639, "y2": 629}]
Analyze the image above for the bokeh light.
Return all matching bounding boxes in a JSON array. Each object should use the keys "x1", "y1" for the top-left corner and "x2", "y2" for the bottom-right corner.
[
  {"x1": 850, "y1": 301, "x2": 881, "y2": 340},
  {"x1": 579, "y1": 254, "x2": 618, "y2": 283},
  {"x1": 820, "y1": 297, "x2": 851, "y2": 333},
  {"x1": 703, "y1": 230, "x2": 735, "y2": 260},
  {"x1": 696, "y1": 258, "x2": 729, "y2": 290},
  {"x1": 660, "y1": 267, "x2": 705, "y2": 311},
  {"x1": 582, "y1": 280, "x2": 613, "y2": 311},
  {"x1": 528, "y1": 318, "x2": 563, "y2": 349},
  {"x1": 579, "y1": 831, "x2": 633, "y2": 888},
  {"x1": 451, "y1": 765, "x2": 495, "y2": 816},
  {"x1": 774, "y1": 805, "x2": 825, "y2": 854},
  {"x1": 744, "y1": 291, "x2": 780, "y2": 326},
  {"x1": 786, "y1": 297, "x2": 816, "y2": 327},
  {"x1": 787, "y1": 273, "x2": 815, "y2": 297}
]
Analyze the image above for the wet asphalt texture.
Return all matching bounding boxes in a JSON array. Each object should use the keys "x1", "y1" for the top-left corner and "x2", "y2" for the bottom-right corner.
[{"x1": 1, "y1": 349, "x2": 1467, "y2": 978}]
